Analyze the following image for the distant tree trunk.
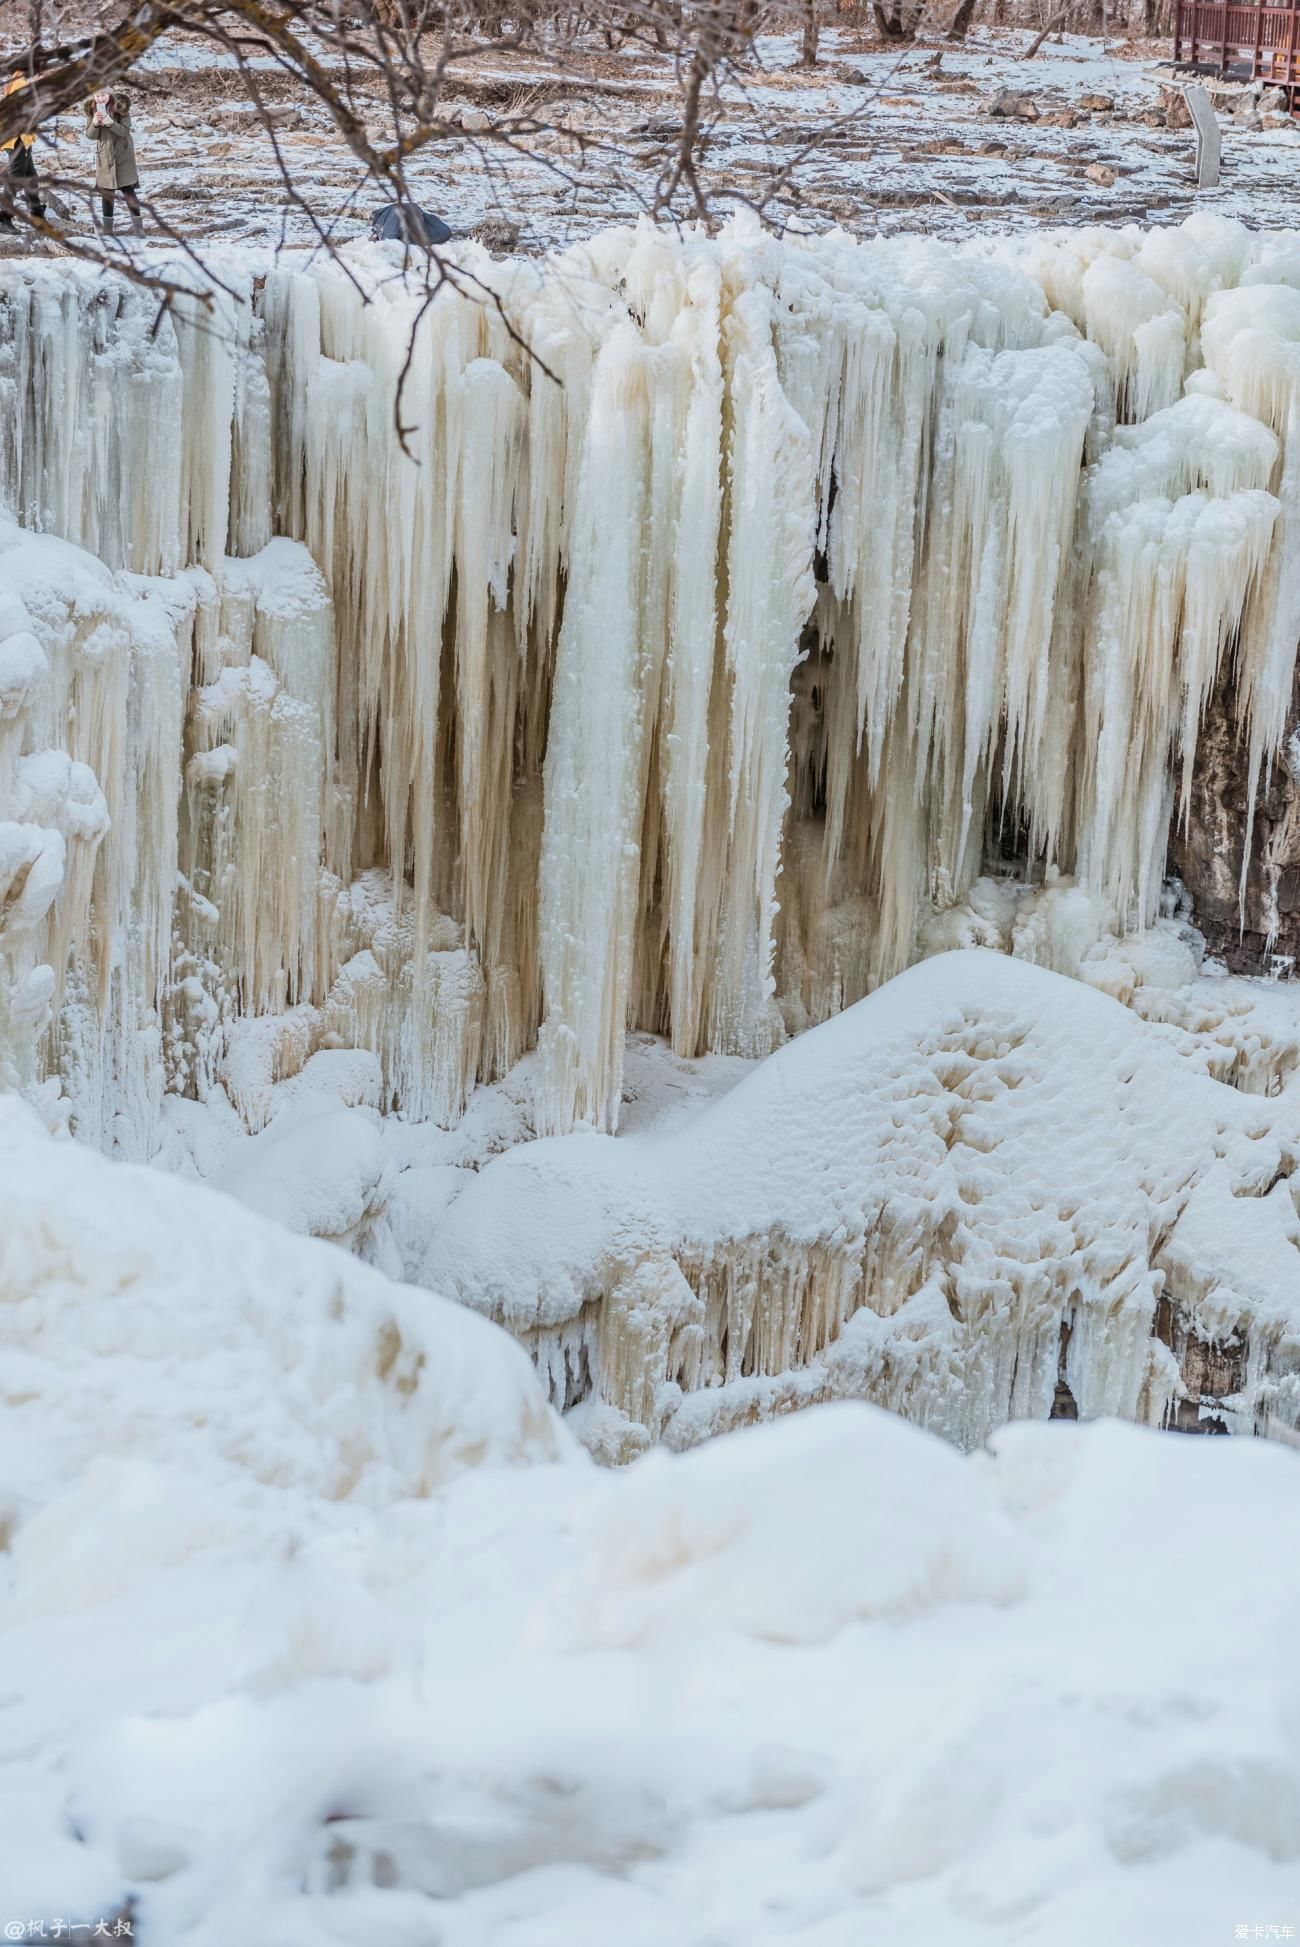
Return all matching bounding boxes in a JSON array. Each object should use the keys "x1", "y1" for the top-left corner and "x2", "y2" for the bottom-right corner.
[
  {"x1": 1021, "y1": 5, "x2": 1067, "y2": 54},
  {"x1": 802, "y1": 0, "x2": 820, "y2": 62},
  {"x1": 873, "y1": 0, "x2": 924, "y2": 36},
  {"x1": 947, "y1": 0, "x2": 979, "y2": 36}
]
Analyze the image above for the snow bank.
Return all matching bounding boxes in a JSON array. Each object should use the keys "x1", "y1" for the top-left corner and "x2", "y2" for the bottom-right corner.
[
  {"x1": 2, "y1": 1337, "x2": 1298, "y2": 1940},
  {"x1": 0, "y1": 1098, "x2": 565, "y2": 1545}
]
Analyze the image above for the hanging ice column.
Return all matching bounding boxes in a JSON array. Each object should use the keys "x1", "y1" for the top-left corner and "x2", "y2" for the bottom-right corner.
[
  {"x1": 4, "y1": 215, "x2": 1300, "y2": 1152},
  {"x1": 535, "y1": 323, "x2": 661, "y2": 1136},
  {"x1": 1200, "y1": 281, "x2": 1300, "y2": 881},
  {"x1": 535, "y1": 245, "x2": 817, "y2": 1135},
  {"x1": 0, "y1": 516, "x2": 191, "y2": 1155},
  {"x1": 1074, "y1": 389, "x2": 1279, "y2": 916}
]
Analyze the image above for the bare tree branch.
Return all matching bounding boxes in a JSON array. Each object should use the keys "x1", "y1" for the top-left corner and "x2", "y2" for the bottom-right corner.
[{"x1": 0, "y1": 0, "x2": 176, "y2": 150}]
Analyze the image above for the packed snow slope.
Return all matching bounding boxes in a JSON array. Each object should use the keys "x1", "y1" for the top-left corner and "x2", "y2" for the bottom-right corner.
[
  {"x1": 3, "y1": 1097, "x2": 1300, "y2": 1945},
  {"x1": 8, "y1": 213, "x2": 1300, "y2": 1452},
  {"x1": 429, "y1": 947, "x2": 1300, "y2": 1456}
]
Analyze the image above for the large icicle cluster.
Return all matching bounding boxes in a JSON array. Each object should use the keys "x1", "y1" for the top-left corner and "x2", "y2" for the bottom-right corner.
[
  {"x1": 6, "y1": 214, "x2": 1300, "y2": 1156},
  {"x1": 0, "y1": 523, "x2": 187, "y2": 1154}
]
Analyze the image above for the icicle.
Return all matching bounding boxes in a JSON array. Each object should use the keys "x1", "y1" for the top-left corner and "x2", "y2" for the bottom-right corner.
[
  {"x1": 1200, "y1": 284, "x2": 1300, "y2": 900},
  {"x1": 708, "y1": 280, "x2": 817, "y2": 1056},
  {"x1": 660, "y1": 254, "x2": 725, "y2": 1057},
  {"x1": 535, "y1": 323, "x2": 656, "y2": 1134},
  {"x1": 1081, "y1": 256, "x2": 1186, "y2": 423},
  {"x1": 181, "y1": 543, "x2": 333, "y2": 1026}
]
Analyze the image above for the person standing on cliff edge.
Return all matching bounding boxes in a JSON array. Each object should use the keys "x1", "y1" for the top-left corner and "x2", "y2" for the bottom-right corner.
[{"x1": 85, "y1": 89, "x2": 143, "y2": 236}]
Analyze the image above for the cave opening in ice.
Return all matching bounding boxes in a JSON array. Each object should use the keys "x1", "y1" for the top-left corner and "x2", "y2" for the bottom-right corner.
[{"x1": 6, "y1": 213, "x2": 1300, "y2": 1447}]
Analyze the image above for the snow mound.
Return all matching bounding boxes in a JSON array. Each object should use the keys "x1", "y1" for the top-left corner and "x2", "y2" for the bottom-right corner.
[
  {"x1": 562, "y1": 1402, "x2": 1027, "y2": 1647},
  {"x1": 431, "y1": 950, "x2": 1300, "y2": 1453},
  {"x1": 0, "y1": 1095, "x2": 566, "y2": 1568}
]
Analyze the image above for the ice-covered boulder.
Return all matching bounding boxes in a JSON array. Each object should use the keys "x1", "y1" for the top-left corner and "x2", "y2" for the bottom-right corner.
[{"x1": 430, "y1": 950, "x2": 1300, "y2": 1453}]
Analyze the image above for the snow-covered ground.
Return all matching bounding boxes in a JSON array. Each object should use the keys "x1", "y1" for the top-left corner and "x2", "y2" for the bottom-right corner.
[
  {"x1": 4, "y1": 1095, "x2": 1300, "y2": 1945},
  {"x1": 419, "y1": 946, "x2": 1300, "y2": 1451},
  {"x1": 5, "y1": 24, "x2": 1299, "y2": 255}
]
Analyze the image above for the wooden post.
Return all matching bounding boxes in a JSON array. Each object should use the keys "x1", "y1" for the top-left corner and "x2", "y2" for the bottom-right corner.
[
  {"x1": 1221, "y1": 0, "x2": 1231, "y2": 74},
  {"x1": 1289, "y1": 0, "x2": 1299, "y2": 93},
  {"x1": 1190, "y1": 0, "x2": 1200, "y2": 69},
  {"x1": 1254, "y1": 0, "x2": 1265, "y2": 79},
  {"x1": 1175, "y1": 0, "x2": 1183, "y2": 61}
]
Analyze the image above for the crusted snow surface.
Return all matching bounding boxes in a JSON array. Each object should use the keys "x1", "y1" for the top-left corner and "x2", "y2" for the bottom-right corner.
[
  {"x1": 1, "y1": 1117, "x2": 1298, "y2": 1943},
  {"x1": 429, "y1": 948, "x2": 1300, "y2": 1454},
  {"x1": 25, "y1": 25, "x2": 1300, "y2": 250}
]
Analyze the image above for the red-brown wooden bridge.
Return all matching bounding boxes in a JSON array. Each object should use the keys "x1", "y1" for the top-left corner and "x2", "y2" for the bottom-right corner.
[{"x1": 1174, "y1": 0, "x2": 1300, "y2": 100}]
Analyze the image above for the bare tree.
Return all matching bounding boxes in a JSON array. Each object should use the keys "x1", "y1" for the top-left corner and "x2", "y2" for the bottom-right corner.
[
  {"x1": 10, "y1": 0, "x2": 901, "y2": 465},
  {"x1": 0, "y1": 0, "x2": 772, "y2": 276},
  {"x1": 871, "y1": 0, "x2": 927, "y2": 39}
]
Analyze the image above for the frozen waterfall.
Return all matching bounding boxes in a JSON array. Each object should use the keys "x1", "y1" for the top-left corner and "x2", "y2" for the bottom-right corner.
[
  {"x1": 8, "y1": 214, "x2": 1300, "y2": 1454},
  {"x1": 6, "y1": 214, "x2": 1300, "y2": 1157}
]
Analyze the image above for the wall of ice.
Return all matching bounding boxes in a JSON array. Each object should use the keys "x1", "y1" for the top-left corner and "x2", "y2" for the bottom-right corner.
[
  {"x1": 6, "y1": 216, "x2": 1300, "y2": 1158},
  {"x1": 7, "y1": 213, "x2": 1300, "y2": 1152},
  {"x1": 5, "y1": 215, "x2": 1300, "y2": 1444}
]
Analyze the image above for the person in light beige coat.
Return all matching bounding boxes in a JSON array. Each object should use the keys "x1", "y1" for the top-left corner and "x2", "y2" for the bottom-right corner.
[{"x1": 84, "y1": 90, "x2": 142, "y2": 235}]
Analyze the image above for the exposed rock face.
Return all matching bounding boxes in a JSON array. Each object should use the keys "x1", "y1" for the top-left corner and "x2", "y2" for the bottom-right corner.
[
  {"x1": 1155, "y1": 1295, "x2": 1237, "y2": 1433},
  {"x1": 1169, "y1": 654, "x2": 1300, "y2": 975}
]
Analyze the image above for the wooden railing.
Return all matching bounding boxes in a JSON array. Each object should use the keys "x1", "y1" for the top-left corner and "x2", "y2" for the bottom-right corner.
[{"x1": 1174, "y1": 0, "x2": 1300, "y2": 84}]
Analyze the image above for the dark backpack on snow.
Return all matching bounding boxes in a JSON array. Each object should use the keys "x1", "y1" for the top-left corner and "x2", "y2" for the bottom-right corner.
[{"x1": 369, "y1": 203, "x2": 452, "y2": 246}]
